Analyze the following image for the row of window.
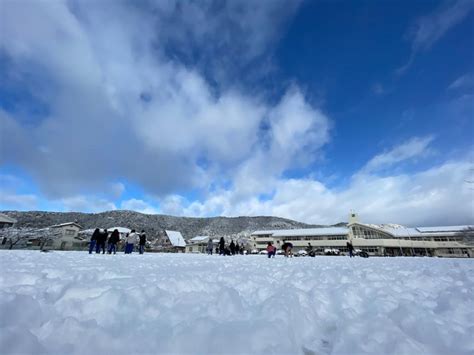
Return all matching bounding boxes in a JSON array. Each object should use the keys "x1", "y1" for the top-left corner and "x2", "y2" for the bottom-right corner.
[
  {"x1": 352, "y1": 227, "x2": 390, "y2": 239},
  {"x1": 255, "y1": 236, "x2": 347, "y2": 241},
  {"x1": 352, "y1": 227, "x2": 462, "y2": 242}
]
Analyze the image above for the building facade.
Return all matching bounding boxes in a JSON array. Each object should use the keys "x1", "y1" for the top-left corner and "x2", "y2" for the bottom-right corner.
[
  {"x1": 250, "y1": 214, "x2": 473, "y2": 257},
  {"x1": 46, "y1": 222, "x2": 86, "y2": 250},
  {"x1": 185, "y1": 236, "x2": 211, "y2": 253}
]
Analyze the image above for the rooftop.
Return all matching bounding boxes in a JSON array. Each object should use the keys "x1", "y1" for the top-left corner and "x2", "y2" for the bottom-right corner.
[
  {"x1": 0, "y1": 213, "x2": 17, "y2": 224},
  {"x1": 50, "y1": 222, "x2": 83, "y2": 229},
  {"x1": 252, "y1": 227, "x2": 349, "y2": 238},
  {"x1": 165, "y1": 230, "x2": 186, "y2": 247},
  {"x1": 355, "y1": 223, "x2": 474, "y2": 238}
]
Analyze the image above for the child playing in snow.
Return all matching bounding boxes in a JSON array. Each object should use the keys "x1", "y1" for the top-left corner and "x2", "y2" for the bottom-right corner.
[{"x1": 266, "y1": 242, "x2": 276, "y2": 258}]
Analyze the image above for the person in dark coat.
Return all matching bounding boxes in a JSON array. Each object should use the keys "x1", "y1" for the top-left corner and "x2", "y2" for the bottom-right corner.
[
  {"x1": 108, "y1": 229, "x2": 120, "y2": 254},
  {"x1": 139, "y1": 230, "x2": 146, "y2": 254},
  {"x1": 281, "y1": 241, "x2": 293, "y2": 257},
  {"x1": 206, "y1": 238, "x2": 214, "y2": 255},
  {"x1": 230, "y1": 240, "x2": 236, "y2": 255},
  {"x1": 306, "y1": 243, "x2": 315, "y2": 257},
  {"x1": 219, "y1": 237, "x2": 225, "y2": 255},
  {"x1": 96, "y1": 229, "x2": 107, "y2": 254},
  {"x1": 89, "y1": 228, "x2": 100, "y2": 254},
  {"x1": 235, "y1": 242, "x2": 240, "y2": 255},
  {"x1": 347, "y1": 241, "x2": 354, "y2": 258}
]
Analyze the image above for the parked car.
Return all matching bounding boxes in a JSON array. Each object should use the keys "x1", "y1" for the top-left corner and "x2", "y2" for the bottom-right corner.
[
  {"x1": 324, "y1": 248, "x2": 340, "y2": 256},
  {"x1": 297, "y1": 250, "x2": 308, "y2": 257},
  {"x1": 259, "y1": 250, "x2": 268, "y2": 255}
]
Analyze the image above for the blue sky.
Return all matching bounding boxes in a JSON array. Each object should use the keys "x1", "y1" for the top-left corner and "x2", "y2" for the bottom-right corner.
[{"x1": 0, "y1": 0, "x2": 473, "y2": 226}]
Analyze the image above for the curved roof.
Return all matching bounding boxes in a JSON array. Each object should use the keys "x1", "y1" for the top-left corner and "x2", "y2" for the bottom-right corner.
[{"x1": 354, "y1": 223, "x2": 474, "y2": 238}]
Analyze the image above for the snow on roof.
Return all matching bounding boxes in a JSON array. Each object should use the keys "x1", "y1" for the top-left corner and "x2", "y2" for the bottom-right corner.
[
  {"x1": 107, "y1": 227, "x2": 131, "y2": 234},
  {"x1": 416, "y1": 226, "x2": 472, "y2": 233},
  {"x1": 165, "y1": 230, "x2": 186, "y2": 247},
  {"x1": 357, "y1": 223, "x2": 474, "y2": 238},
  {"x1": 50, "y1": 222, "x2": 83, "y2": 229},
  {"x1": 252, "y1": 227, "x2": 349, "y2": 238},
  {"x1": 189, "y1": 236, "x2": 209, "y2": 242},
  {"x1": 0, "y1": 213, "x2": 16, "y2": 224}
]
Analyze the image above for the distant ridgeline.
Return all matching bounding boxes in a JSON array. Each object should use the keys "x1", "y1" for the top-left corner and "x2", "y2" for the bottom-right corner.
[{"x1": 1, "y1": 210, "x2": 331, "y2": 240}]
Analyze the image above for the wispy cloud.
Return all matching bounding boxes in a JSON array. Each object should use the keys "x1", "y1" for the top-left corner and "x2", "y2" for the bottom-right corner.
[
  {"x1": 120, "y1": 199, "x2": 158, "y2": 215},
  {"x1": 448, "y1": 73, "x2": 474, "y2": 90},
  {"x1": 361, "y1": 136, "x2": 435, "y2": 173},
  {"x1": 397, "y1": 0, "x2": 474, "y2": 74}
]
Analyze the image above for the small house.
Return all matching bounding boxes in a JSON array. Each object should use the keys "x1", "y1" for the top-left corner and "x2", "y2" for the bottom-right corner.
[
  {"x1": 0, "y1": 213, "x2": 16, "y2": 229},
  {"x1": 185, "y1": 236, "x2": 212, "y2": 253}
]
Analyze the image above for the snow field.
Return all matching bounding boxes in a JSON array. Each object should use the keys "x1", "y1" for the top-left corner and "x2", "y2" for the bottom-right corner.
[{"x1": 0, "y1": 251, "x2": 473, "y2": 354}]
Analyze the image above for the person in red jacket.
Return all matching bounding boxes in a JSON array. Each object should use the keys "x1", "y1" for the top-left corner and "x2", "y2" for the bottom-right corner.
[{"x1": 266, "y1": 242, "x2": 276, "y2": 258}]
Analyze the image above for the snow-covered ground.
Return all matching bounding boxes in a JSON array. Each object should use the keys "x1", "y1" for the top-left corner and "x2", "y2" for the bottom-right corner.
[{"x1": 1, "y1": 251, "x2": 473, "y2": 354}]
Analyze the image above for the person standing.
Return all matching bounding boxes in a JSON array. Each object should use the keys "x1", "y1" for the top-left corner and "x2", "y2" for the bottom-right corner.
[
  {"x1": 206, "y1": 238, "x2": 213, "y2": 255},
  {"x1": 347, "y1": 241, "x2": 354, "y2": 258},
  {"x1": 139, "y1": 230, "x2": 146, "y2": 254},
  {"x1": 281, "y1": 241, "x2": 293, "y2": 258},
  {"x1": 266, "y1": 242, "x2": 276, "y2": 258},
  {"x1": 125, "y1": 229, "x2": 138, "y2": 254},
  {"x1": 306, "y1": 242, "x2": 315, "y2": 257},
  {"x1": 96, "y1": 229, "x2": 107, "y2": 254},
  {"x1": 108, "y1": 229, "x2": 120, "y2": 254},
  {"x1": 230, "y1": 240, "x2": 236, "y2": 255},
  {"x1": 235, "y1": 242, "x2": 240, "y2": 255},
  {"x1": 219, "y1": 237, "x2": 225, "y2": 255},
  {"x1": 89, "y1": 228, "x2": 100, "y2": 254}
]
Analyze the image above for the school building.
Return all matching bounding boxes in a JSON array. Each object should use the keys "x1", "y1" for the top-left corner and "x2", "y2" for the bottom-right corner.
[{"x1": 250, "y1": 214, "x2": 473, "y2": 257}]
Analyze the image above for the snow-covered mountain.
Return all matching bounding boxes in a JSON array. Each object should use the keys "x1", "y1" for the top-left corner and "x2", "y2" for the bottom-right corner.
[{"x1": 1, "y1": 210, "x2": 335, "y2": 240}]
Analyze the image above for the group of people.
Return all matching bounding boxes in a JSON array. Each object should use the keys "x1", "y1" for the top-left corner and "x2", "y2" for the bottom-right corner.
[
  {"x1": 89, "y1": 229, "x2": 147, "y2": 255},
  {"x1": 209, "y1": 237, "x2": 244, "y2": 255}
]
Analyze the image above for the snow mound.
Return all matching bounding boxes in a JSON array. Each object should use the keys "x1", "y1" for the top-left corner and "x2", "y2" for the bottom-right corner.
[{"x1": 0, "y1": 251, "x2": 473, "y2": 354}]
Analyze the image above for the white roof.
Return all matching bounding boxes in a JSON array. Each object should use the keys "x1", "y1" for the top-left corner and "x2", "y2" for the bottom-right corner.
[
  {"x1": 189, "y1": 236, "x2": 210, "y2": 242},
  {"x1": 416, "y1": 226, "x2": 471, "y2": 233},
  {"x1": 165, "y1": 230, "x2": 186, "y2": 247},
  {"x1": 0, "y1": 213, "x2": 16, "y2": 224},
  {"x1": 252, "y1": 227, "x2": 349, "y2": 238},
  {"x1": 50, "y1": 222, "x2": 83, "y2": 229},
  {"x1": 107, "y1": 227, "x2": 131, "y2": 234}
]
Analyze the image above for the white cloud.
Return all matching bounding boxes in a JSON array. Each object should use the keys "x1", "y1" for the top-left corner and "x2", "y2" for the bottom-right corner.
[
  {"x1": 60, "y1": 196, "x2": 117, "y2": 213},
  {"x1": 361, "y1": 136, "x2": 434, "y2": 173},
  {"x1": 0, "y1": 192, "x2": 38, "y2": 211},
  {"x1": 159, "y1": 155, "x2": 474, "y2": 226},
  {"x1": 120, "y1": 199, "x2": 158, "y2": 215},
  {"x1": 0, "y1": 0, "x2": 309, "y2": 199}
]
